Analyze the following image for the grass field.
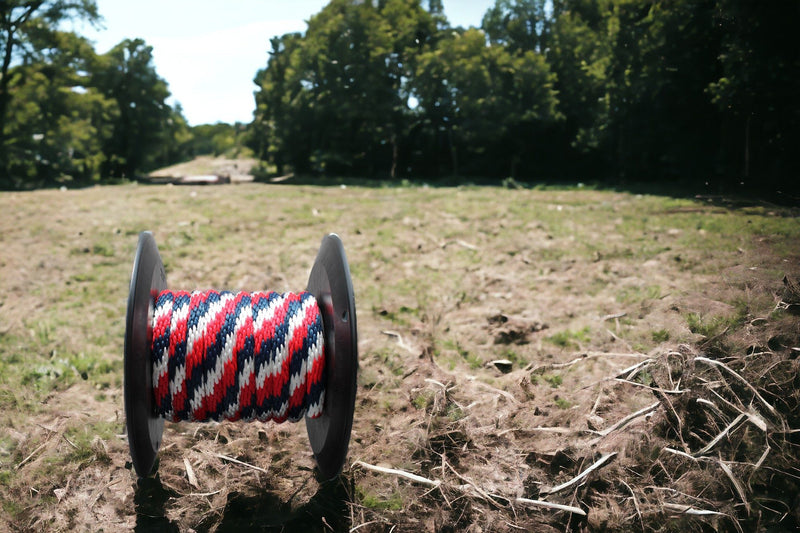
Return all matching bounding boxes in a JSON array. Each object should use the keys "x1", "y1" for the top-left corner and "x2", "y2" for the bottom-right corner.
[{"x1": 1, "y1": 180, "x2": 799, "y2": 532}]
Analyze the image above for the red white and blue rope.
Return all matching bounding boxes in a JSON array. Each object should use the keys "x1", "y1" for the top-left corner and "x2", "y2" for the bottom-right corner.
[{"x1": 150, "y1": 290, "x2": 325, "y2": 423}]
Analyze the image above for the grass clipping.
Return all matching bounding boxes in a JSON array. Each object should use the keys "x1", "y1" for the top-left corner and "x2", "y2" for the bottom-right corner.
[{"x1": 351, "y1": 285, "x2": 800, "y2": 532}]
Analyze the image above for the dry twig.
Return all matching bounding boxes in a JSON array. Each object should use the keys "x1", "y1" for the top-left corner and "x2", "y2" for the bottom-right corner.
[
  {"x1": 716, "y1": 460, "x2": 750, "y2": 515},
  {"x1": 381, "y1": 330, "x2": 418, "y2": 355},
  {"x1": 694, "y1": 356, "x2": 778, "y2": 417},
  {"x1": 592, "y1": 402, "x2": 660, "y2": 439},
  {"x1": 540, "y1": 453, "x2": 617, "y2": 495},
  {"x1": 16, "y1": 441, "x2": 49, "y2": 470},
  {"x1": 352, "y1": 461, "x2": 587, "y2": 516},
  {"x1": 214, "y1": 453, "x2": 269, "y2": 475},
  {"x1": 694, "y1": 413, "x2": 746, "y2": 456},
  {"x1": 613, "y1": 378, "x2": 688, "y2": 394},
  {"x1": 618, "y1": 477, "x2": 643, "y2": 530}
]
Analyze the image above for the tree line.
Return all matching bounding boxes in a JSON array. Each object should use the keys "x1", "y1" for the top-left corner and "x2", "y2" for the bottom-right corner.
[
  {"x1": 2, "y1": 1, "x2": 797, "y2": 196},
  {"x1": 252, "y1": 0, "x2": 798, "y2": 196},
  {"x1": 0, "y1": 1, "x2": 248, "y2": 189}
]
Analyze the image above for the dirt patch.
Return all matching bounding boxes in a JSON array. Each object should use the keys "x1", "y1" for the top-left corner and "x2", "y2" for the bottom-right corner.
[
  {"x1": 148, "y1": 155, "x2": 257, "y2": 183},
  {"x1": 0, "y1": 183, "x2": 798, "y2": 531}
]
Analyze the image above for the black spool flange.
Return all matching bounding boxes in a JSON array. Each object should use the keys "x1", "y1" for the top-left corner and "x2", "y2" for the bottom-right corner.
[
  {"x1": 124, "y1": 232, "x2": 358, "y2": 480},
  {"x1": 124, "y1": 232, "x2": 166, "y2": 478},
  {"x1": 305, "y1": 234, "x2": 358, "y2": 480}
]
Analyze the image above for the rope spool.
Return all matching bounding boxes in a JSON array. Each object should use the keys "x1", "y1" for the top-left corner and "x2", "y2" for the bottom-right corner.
[{"x1": 124, "y1": 232, "x2": 358, "y2": 480}]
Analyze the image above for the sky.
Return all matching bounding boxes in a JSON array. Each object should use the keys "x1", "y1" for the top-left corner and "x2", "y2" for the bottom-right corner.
[{"x1": 77, "y1": 0, "x2": 495, "y2": 126}]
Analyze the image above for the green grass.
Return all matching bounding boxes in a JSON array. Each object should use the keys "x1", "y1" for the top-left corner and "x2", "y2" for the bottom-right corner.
[
  {"x1": 543, "y1": 374, "x2": 563, "y2": 388},
  {"x1": 0, "y1": 179, "x2": 798, "y2": 531},
  {"x1": 357, "y1": 486, "x2": 405, "y2": 511},
  {"x1": 440, "y1": 338, "x2": 483, "y2": 370},
  {"x1": 411, "y1": 391, "x2": 434, "y2": 410},
  {"x1": 63, "y1": 420, "x2": 118, "y2": 464},
  {"x1": 554, "y1": 397, "x2": 573, "y2": 409},
  {"x1": 617, "y1": 285, "x2": 662, "y2": 304},
  {"x1": 546, "y1": 327, "x2": 591, "y2": 349},
  {"x1": 651, "y1": 329, "x2": 670, "y2": 343},
  {"x1": 376, "y1": 305, "x2": 419, "y2": 326},
  {"x1": 685, "y1": 309, "x2": 747, "y2": 338}
]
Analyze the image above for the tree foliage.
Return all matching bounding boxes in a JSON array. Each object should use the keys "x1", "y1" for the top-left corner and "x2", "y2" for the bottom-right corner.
[
  {"x1": 251, "y1": 0, "x2": 798, "y2": 196},
  {"x1": 0, "y1": 1, "x2": 196, "y2": 187},
  {"x1": 1, "y1": 0, "x2": 797, "y2": 196},
  {"x1": 93, "y1": 38, "x2": 172, "y2": 178}
]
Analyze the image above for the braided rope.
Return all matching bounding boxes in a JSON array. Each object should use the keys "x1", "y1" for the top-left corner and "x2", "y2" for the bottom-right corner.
[{"x1": 151, "y1": 290, "x2": 325, "y2": 423}]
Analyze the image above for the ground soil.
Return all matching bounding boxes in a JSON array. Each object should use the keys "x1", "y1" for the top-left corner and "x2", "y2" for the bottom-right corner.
[{"x1": 0, "y1": 171, "x2": 798, "y2": 532}]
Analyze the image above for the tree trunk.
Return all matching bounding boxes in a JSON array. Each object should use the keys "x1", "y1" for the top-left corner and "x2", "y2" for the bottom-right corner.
[
  {"x1": 0, "y1": 27, "x2": 15, "y2": 171},
  {"x1": 447, "y1": 125, "x2": 458, "y2": 177},
  {"x1": 744, "y1": 113, "x2": 751, "y2": 180},
  {"x1": 390, "y1": 132, "x2": 398, "y2": 179}
]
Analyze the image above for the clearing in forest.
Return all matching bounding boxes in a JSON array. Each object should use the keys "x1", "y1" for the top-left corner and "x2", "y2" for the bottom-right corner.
[{"x1": 0, "y1": 182, "x2": 798, "y2": 531}]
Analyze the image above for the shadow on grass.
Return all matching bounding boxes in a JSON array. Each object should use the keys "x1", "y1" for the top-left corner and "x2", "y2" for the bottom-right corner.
[
  {"x1": 253, "y1": 173, "x2": 800, "y2": 206},
  {"x1": 134, "y1": 476, "x2": 179, "y2": 533},
  {"x1": 208, "y1": 477, "x2": 350, "y2": 533},
  {"x1": 134, "y1": 474, "x2": 350, "y2": 532}
]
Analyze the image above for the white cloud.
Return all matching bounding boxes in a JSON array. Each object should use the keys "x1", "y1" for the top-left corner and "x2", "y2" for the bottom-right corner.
[{"x1": 149, "y1": 19, "x2": 306, "y2": 125}]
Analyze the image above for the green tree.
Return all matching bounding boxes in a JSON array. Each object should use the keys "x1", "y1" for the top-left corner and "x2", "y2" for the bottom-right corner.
[
  {"x1": 482, "y1": 0, "x2": 549, "y2": 53},
  {"x1": 371, "y1": 0, "x2": 436, "y2": 177},
  {"x1": 3, "y1": 30, "x2": 115, "y2": 186},
  {"x1": 187, "y1": 122, "x2": 249, "y2": 158},
  {"x1": 253, "y1": 0, "x2": 435, "y2": 177},
  {"x1": 414, "y1": 27, "x2": 560, "y2": 177},
  {"x1": 546, "y1": 0, "x2": 612, "y2": 173},
  {"x1": 93, "y1": 38, "x2": 171, "y2": 177},
  {"x1": 0, "y1": 0, "x2": 100, "y2": 183},
  {"x1": 708, "y1": 0, "x2": 800, "y2": 192},
  {"x1": 252, "y1": 32, "x2": 310, "y2": 174},
  {"x1": 605, "y1": 0, "x2": 722, "y2": 182},
  {"x1": 150, "y1": 103, "x2": 193, "y2": 169}
]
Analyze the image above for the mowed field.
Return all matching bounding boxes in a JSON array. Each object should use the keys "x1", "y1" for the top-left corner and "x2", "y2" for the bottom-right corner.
[{"x1": 1, "y1": 181, "x2": 799, "y2": 532}]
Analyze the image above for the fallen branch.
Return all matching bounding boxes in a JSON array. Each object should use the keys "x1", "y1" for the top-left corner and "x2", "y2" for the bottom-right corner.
[
  {"x1": 531, "y1": 355, "x2": 593, "y2": 375},
  {"x1": 440, "y1": 239, "x2": 479, "y2": 251},
  {"x1": 214, "y1": 453, "x2": 269, "y2": 475},
  {"x1": 619, "y1": 360, "x2": 654, "y2": 380},
  {"x1": 695, "y1": 398, "x2": 726, "y2": 419},
  {"x1": 585, "y1": 351, "x2": 651, "y2": 358},
  {"x1": 593, "y1": 401, "x2": 660, "y2": 438},
  {"x1": 187, "y1": 490, "x2": 223, "y2": 497},
  {"x1": 467, "y1": 377, "x2": 520, "y2": 405},
  {"x1": 502, "y1": 496, "x2": 586, "y2": 515},
  {"x1": 540, "y1": 453, "x2": 617, "y2": 495},
  {"x1": 619, "y1": 477, "x2": 644, "y2": 530},
  {"x1": 614, "y1": 378, "x2": 688, "y2": 394},
  {"x1": 353, "y1": 461, "x2": 442, "y2": 488},
  {"x1": 184, "y1": 458, "x2": 199, "y2": 489},
  {"x1": 662, "y1": 503, "x2": 744, "y2": 533},
  {"x1": 90, "y1": 478, "x2": 122, "y2": 508},
  {"x1": 352, "y1": 461, "x2": 586, "y2": 516},
  {"x1": 579, "y1": 359, "x2": 654, "y2": 391},
  {"x1": 662, "y1": 503, "x2": 726, "y2": 516},
  {"x1": 662, "y1": 447, "x2": 697, "y2": 462},
  {"x1": 424, "y1": 378, "x2": 449, "y2": 391},
  {"x1": 532, "y1": 352, "x2": 650, "y2": 376}
]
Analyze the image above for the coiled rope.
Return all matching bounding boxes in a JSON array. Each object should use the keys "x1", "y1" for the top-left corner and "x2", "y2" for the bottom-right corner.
[{"x1": 150, "y1": 290, "x2": 325, "y2": 423}]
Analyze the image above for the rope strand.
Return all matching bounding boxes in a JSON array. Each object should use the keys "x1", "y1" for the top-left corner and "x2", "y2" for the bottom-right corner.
[{"x1": 151, "y1": 290, "x2": 325, "y2": 423}]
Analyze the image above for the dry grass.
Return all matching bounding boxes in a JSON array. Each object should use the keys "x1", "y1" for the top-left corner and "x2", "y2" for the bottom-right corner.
[{"x1": 0, "y1": 178, "x2": 798, "y2": 531}]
